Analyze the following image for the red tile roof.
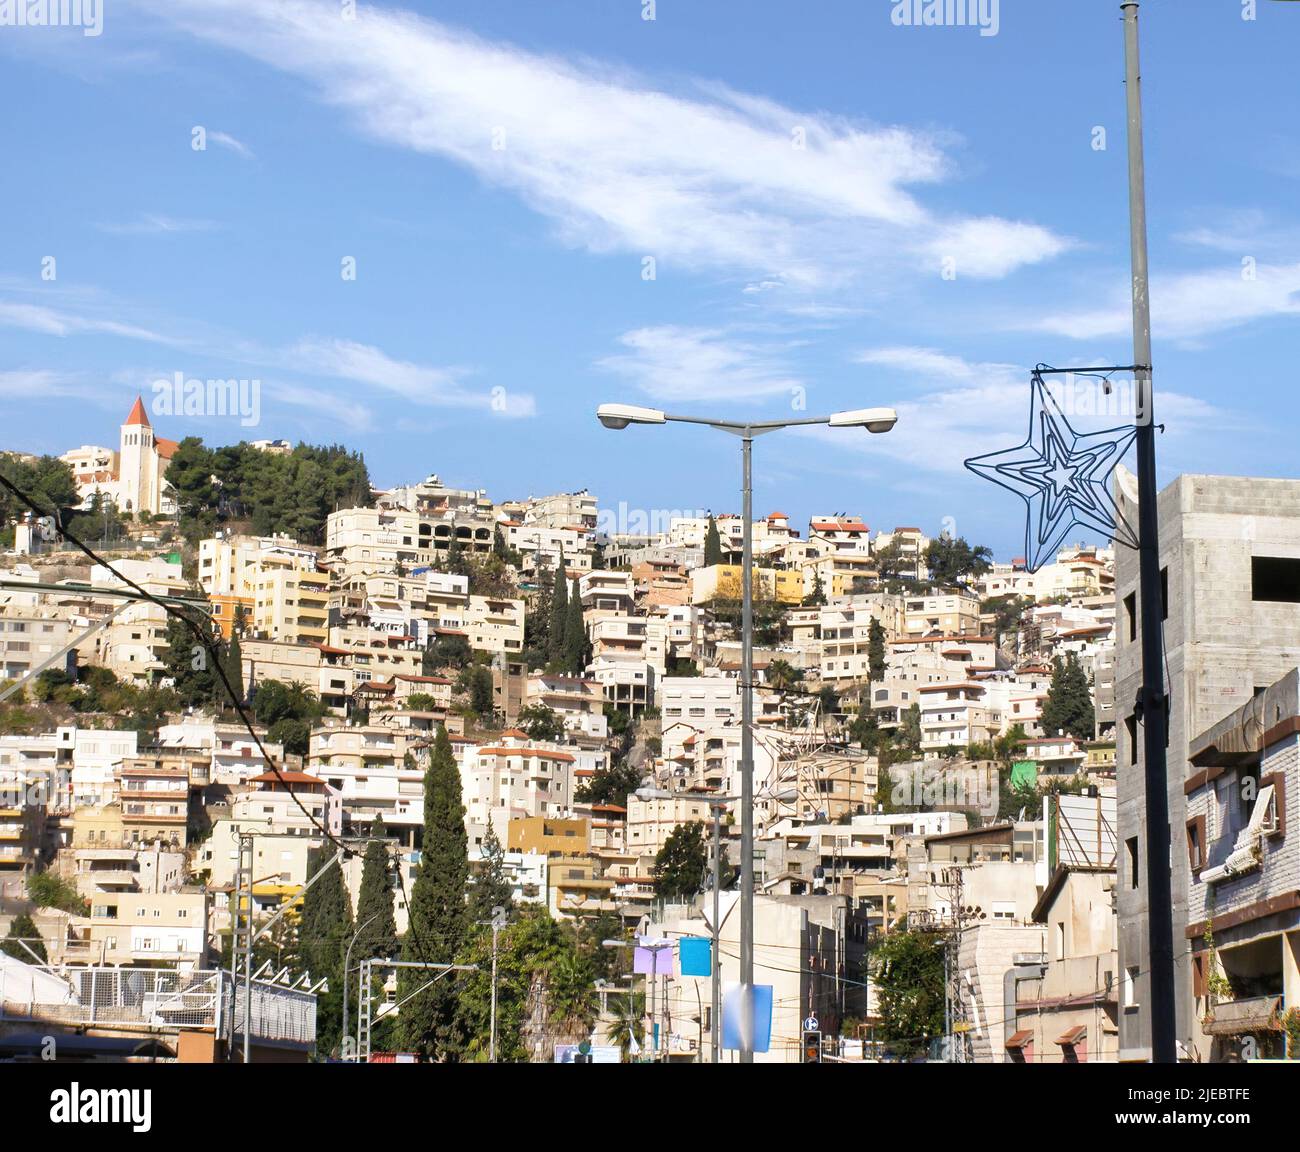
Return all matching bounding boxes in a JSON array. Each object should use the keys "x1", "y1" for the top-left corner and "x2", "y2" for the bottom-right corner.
[{"x1": 124, "y1": 396, "x2": 151, "y2": 427}]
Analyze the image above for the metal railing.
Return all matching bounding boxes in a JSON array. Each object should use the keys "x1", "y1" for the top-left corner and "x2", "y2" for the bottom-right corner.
[{"x1": 1, "y1": 964, "x2": 315, "y2": 1047}]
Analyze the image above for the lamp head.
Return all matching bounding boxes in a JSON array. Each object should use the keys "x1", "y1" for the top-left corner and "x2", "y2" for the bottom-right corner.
[
  {"x1": 597, "y1": 403, "x2": 667, "y2": 430},
  {"x1": 828, "y1": 406, "x2": 898, "y2": 434}
]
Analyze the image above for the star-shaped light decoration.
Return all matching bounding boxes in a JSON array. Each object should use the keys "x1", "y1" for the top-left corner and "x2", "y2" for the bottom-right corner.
[{"x1": 965, "y1": 374, "x2": 1139, "y2": 572}]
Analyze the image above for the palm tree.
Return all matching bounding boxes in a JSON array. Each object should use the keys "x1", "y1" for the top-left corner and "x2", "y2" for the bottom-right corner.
[
  {"x1": 607, "y1": 990, "x2": 647, "y2": 1062},
  {"x1": 765, "y1": 658, "x2": 804, "y2": 693}
]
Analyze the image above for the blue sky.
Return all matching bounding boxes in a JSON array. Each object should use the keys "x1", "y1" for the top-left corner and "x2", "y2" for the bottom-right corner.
[{"x1": 2, "y1": 0, "x2": 1298, "y2": 559}]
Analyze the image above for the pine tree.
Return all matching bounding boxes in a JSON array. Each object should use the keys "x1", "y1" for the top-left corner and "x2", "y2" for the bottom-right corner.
[
  {"x1": 563, "y1": 591, "x2": 586, "y2": 674},
  {"x1": 868, "y1": 617, "x2": 887, "y2": 682},
  {"x1": 1, "y1": 912, "x2": 47, "y2": 963},
  {"x1": 805, "y1": 569, "x2": 827, "y2": 607},
  {"x1": 354, "y1": 817, "x2": 399, "y2": 964},
  {"x1": 399, "y1": 724, "x2": 469, "y2": 1059},
  {"x1": 1040, "y1": 655, "x2": 1096, "y2": 741},
  {"x1": 549, "y1": 554, "x2": 569, "y2": 665},
  {"x1": 468, "y1": 818, "x2": 514, "y2": 926},
  {"x1": 653, "y1": 824, "x2": 708, "y2": 901},
  {"x1": 703, "y1": 515, "x2": 723, "y2": 566}
]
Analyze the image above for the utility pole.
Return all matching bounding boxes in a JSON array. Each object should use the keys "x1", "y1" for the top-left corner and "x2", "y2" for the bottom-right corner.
[
  {"x1": 488, "y1": 905, "x2": 507, "y2": 1063},
  {"x1": 739, "y1": 431, "x2": 755, "y2": 1065},
  {"x1": 1122, "y1": 0, "x2": 1176, "y2": 1065},
  {"x1": 710, "y1": 799, "x2": 723, "y2": 1065}
]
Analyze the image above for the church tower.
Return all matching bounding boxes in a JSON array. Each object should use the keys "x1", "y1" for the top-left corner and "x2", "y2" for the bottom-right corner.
[{"x1": 118, "y1": 396, "x2": 158, "y2": 516}]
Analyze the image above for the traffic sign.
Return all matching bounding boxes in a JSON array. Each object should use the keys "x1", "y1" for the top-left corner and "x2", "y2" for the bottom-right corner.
[{"x1": 803, "y1": 1015, "x2": 819, "y2": 1032}]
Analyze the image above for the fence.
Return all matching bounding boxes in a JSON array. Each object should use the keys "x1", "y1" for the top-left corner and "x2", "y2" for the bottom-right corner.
[{"x1": 0, "y1": 963, "x2": 315, "y2": 1047}]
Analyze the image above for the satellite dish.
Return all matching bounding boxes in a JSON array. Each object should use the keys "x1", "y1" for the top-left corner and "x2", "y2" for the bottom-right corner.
[{"x1": 1115, "y1": 463, "x2": 1140, "y2": 506}]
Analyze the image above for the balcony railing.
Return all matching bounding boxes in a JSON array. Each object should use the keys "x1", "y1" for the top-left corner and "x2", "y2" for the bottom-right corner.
[{"x1": 0, "y1": 965, "x2": 316, "y2": 1048}]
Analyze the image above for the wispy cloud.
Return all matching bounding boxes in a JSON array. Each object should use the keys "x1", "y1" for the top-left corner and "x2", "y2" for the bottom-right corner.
[
  {"x1": 208, "y1": 130, "x2": 254, "y2": 159},
  {"x1": 0, "y1": 300, "x2": 171, "y2": 343},
  {"x1": 598, "y1": 326, "x2": 804, "y2": 404},
  {"x1": 1032, "y1": 263, "x2": 1300, "y2": 341},
  {"x1": 287, "y1": 337, "x2": 536, "y2": 417},
  {"x1": 824, "y1": 348, "x2": 1243, "y2": 477},
  {"x1": 142, "y1": 0, "x2": 1069, "y2": 291},
  {"x1": 96, "y1": 213, "x2": 219, "y2": 235}
]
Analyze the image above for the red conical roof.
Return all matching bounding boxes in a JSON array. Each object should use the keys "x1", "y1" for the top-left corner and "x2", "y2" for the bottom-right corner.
[{"x1": 124, "y1": 396, "x2": 151, "y2": 427}]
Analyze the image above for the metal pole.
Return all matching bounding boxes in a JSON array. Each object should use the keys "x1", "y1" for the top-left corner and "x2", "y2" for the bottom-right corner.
[
  {"x1": 343, "y1": 912, "x2": 380, "y2": 1062},
  {"x1": 1122, "y1": 0, "x2": 1176, "y2": 1065},
  {"x1": 739, "y1": 432, "x2": 755, "y2": 1063},
  {"x1": 711, "y1": 804, "x2": 722, "y2": 1065},
  {"x1": 489, "y1": 920, "x2": 499, "y2": 1063},
  {"x1": 649, "y1": 964, "x2": 658, "y2": 1062}
]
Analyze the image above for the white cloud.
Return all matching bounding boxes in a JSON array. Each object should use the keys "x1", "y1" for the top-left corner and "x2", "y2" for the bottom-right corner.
[
  {"x1": 209, "y1": 130, "x2": 254, "y2": 159},
  {"x1": 141, "y1": 0, "x2": 1068, "y2": 289},
  {"x1": 96, "y1": 214, "x2": 219, "y2": 235},
  {"x1": 1034, "y1": 263, "x2": 1300, "y2": 341},
  {"x1": 0, "y1": 300, "x2": 169, "y2": 343},
  {"x1": 598, "y1": 326, "x2": 804, "y2": 404},
  {"x1": 924, "y1": 216, "x2": 1072, "y2": 280},
  {"x1": 288, "y1": 337, "x2": 535, "y2": 417}
]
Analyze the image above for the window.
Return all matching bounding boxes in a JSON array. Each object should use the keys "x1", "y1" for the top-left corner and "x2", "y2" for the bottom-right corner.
[
  {"x1": 1160, "y1": 566, "x2": 1169, "y2": 620},
  {"x1": 1186, "y1": 816, "x2": 1206, "y2": 872},
  {"x1": 1126, "y1": 837, "x2": 1139, "y2": 889},
  {"x1": 1124, "y1": 593, "x2": 1137, "y2": 642},
  {"x1": 1126, "y1": 714, "x2": 1139, "y2": 767},
  {"x1": 1251, "y1": 556, "x2": 1300, "y2": 603},
  {"x1": 1123, "y1": 966, "x2": 1139, "y2": 1011}
]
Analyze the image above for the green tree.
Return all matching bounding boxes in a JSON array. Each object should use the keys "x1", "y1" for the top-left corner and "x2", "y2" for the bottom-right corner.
[
  {"x1": 454, "y1": 905, "x2": 595, "y2": 1062},
  {"x1": 222, "y1": 631, "x2": 244, "y2": 710},
  {"x1": 297, "y1": 851, "x2": 354, "y2": 1057},
  {"x1": 765, "y1": 658, "x2": 804, "y2": 693},
  {"x1": 162, "y1": 611, "x2": 220, "y2": 708},
  {"x1": 869, "y1": 929, "x2": 947, "y2": 1060},
  {"x1": 563, "y1": 592, "x2": 587, "y2": 674},
  {"x1": 652, "y1": 823, "x2": 708, "y2": 901},
  {"x1": 574, "y1": 758, "x2": 644, "y2": 808},
  {"x1": 424, "y1": 631, "x2": 472, "y2": 673},
  {"x1": 804, "y1": 568, "x2": 827, "y2": 607},
  {"x1": 399, "y1": 725, "x2": 469, "y2": 1059},
  {"x1": 850, "y1": 700, "x2": 880, "y2": 753},
  {"x1": 1, "y1": 913, "x2": 47, "y2": 963},
  {"x1": 867, "y1": 617, "x2": 887, "y2": 682},
  {"x1": 353, "y1": 817, "x2": 399, "y2": 965},
  {"x1": 548, "y1": 557, "x2": 569, "y2": 666},
  {"x1": 27, "y1": 871, "x2": 87, "y2": 915},
  {"x1": 516, "y1": 703, "x2": 564, "y2": 742},
  {"x1": 895, "y1": 703, "x2": 922, "y2": 762},
  {"x1": 925, "y1": 534, "x2": 993, "y2": 588},
  {"x1": 468, "y1": 818, "x2": 515, "y2": 927},
  {"x1": 703, "y1": 515, "x2": 724, "y2": 566},
  {"x1": 460, "y1": 665, "x2": 495, "y2": 720},
  {"x1": 1040, "y1": 654, "x2": 1095, "y2": 741}
]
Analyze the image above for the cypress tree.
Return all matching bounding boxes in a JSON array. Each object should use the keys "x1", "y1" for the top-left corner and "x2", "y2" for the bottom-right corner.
[
  {"x1": 223, "y1": 631, "x2": 244, "y2": 710},
  {"x1": 868, "y1": 617, "x2": 887, "y2": 682},
  {"x1": 704, "y1": 515, "x2": 723, "y2": 566},
  {"x1": 563, "y1": 591, "x2": 586, "y2": 674},
  {"x1": 549, "y1": 553, "x2": 569, "y2": 665},
  {"x1": 399, "y1": 724, "x2": 469, "y2": 1059},
  {"x1": 354, "y1": 816, "x2": 398, "y2": 963},
  {"x1": 299, "y1": 852, "x2": 354, "y2": 1057}
]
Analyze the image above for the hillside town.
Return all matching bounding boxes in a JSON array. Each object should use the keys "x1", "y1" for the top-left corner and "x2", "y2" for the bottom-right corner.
[{"x1": 1, "y1": 394, "x2": 1293, "y2": 1068}]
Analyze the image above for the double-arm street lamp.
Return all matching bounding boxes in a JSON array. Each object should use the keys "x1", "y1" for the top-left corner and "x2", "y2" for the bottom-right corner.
[{"x1": 596, "y1": 402, "x2": 897, "y2": 1062}]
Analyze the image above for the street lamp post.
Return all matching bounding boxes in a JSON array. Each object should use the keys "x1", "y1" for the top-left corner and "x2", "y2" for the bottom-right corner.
[
  {"x1": 342, "y1": 912, "x2": 381, "y2": 1062},
  {"x1": 599, "y1": 403, "x2": 897, "y2": 1063}
]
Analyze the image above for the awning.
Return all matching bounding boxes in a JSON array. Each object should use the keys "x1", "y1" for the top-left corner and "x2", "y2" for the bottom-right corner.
[
  {"x1": 1005, "y1": 1030, "x2": 1034, "y2": 1050},
  {"x1": 1202, "y1": 996, "x2": 1282, "y2": 1036},
  {"x1": 1056, "y1": 1026, "x2": 1087, "y2": 1046}
]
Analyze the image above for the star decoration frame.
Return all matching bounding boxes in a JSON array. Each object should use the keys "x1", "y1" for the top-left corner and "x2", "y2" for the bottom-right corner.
[{"x1": 965, "y1": 367, "x2": 1140, "y2": 572}]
